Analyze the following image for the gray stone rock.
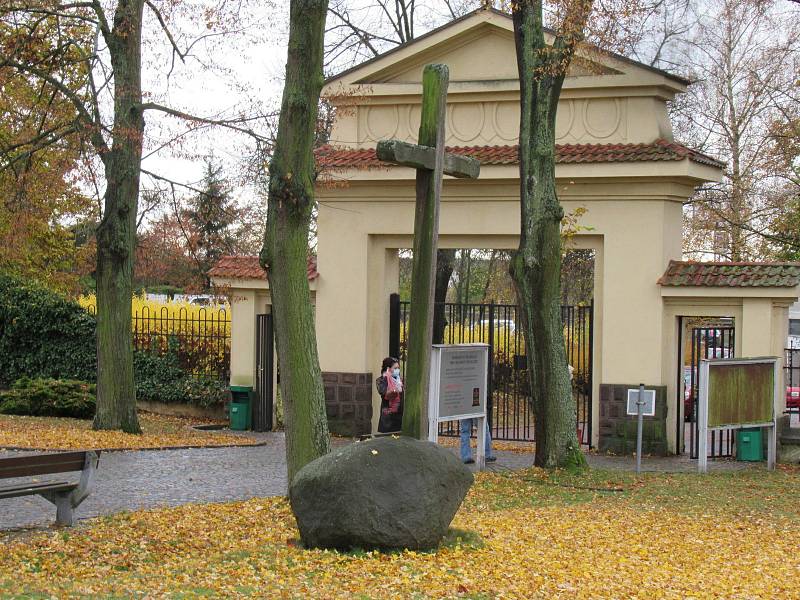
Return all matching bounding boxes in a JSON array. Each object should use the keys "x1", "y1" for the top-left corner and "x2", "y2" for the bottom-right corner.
[{"x1": 289, "y1": 435, "x2": 473, "y2": 550}]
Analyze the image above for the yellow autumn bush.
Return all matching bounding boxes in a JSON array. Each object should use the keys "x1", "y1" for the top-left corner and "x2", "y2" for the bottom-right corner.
[
  {"x1": 79, "y1": 294, "x2": 231, "y2": 379},
  {"x1": 399, "y1": 319, "x2": 591, "y2": 382}
]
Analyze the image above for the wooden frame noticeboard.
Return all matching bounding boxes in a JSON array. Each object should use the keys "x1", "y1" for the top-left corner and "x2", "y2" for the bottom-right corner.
[{"x1": 697, "y1": 357, "x2": 779, "y2": 473}]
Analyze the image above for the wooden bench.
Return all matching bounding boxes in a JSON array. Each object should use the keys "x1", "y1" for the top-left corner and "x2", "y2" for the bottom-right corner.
[{"x1": 0, "y1": 451, "x2": 100, "y2": 526}]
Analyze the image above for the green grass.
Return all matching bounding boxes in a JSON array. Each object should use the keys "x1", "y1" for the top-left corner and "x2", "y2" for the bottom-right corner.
[{"x1": 467, "y1": 465, "x2": 800, "y2": 519}]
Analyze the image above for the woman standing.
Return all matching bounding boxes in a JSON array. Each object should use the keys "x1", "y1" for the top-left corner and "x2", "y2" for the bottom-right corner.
[{"x1": 376, "y1": 356, "x2": 404, "y2": 433}]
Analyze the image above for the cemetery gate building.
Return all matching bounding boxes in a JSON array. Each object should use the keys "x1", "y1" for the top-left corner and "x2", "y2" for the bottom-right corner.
[{"x1": 211, "y1": 9, "x2": 800, "y2": 456}]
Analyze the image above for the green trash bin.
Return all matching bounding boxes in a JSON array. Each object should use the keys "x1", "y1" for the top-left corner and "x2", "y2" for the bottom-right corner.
[
  {"x1": 736, "y1": 427, "x2": 763, "y2": 462},
  {"x1": 229, "y1": 385, "x2": 253, "y2": 431}
]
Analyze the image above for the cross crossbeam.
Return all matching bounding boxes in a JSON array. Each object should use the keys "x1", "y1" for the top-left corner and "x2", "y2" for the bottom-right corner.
[{"x1": 376, "y1": 139, "x2": 480, "y2": 179}]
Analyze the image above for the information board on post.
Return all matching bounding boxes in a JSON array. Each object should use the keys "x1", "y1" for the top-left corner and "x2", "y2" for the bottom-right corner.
[
  {"x1": 697, "y1": 356, "x2": 779, "y2": 473},
  {"x1": 428, "y1": 344, "x2": 489, "y2": 469}
]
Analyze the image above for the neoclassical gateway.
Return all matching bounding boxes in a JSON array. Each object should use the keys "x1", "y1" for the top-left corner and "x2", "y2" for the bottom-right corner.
[{"x1": 211, "y1": 9, "x2": 800, "y2": 457}]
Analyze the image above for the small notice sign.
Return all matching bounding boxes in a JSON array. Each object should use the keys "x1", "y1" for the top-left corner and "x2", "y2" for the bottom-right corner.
[
  {"x1": 428, "y1": 344, "x2": 489, "y2": 469},
  {"x1": 436, "y1": 345, "x2": 487, "y2": 419},
  {"x1": 626, "y1": 389, "x2": 656, "y2": 417}
]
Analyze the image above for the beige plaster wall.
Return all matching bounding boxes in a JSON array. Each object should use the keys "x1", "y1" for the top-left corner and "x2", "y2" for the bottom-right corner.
[
  {"x1": 341, "y1": 95, "x2": 671, "y2": 149},
  {"x1": 229, "y1": 288, "x2": 259, "y2": 388},
  {"x1": 332, "y1": 94, "x2": 674, "y2": 150}
]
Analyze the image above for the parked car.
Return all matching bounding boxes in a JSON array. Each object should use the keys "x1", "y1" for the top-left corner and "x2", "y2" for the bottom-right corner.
[
  {"x1": 787, "y1": 386, "x2": 800, "y2": 410},
  {"x1": 188, "y1": 295, "x2": 212, "y2": 306},
  {"x1": 480, "y1": 319, "x2": 515, "y2": 332}
]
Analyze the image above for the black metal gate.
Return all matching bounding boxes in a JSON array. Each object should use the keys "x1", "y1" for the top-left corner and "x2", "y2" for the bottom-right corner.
[
  {"x1": 254, "y1": 314, "x2": 274, "y2": 432},
  {"x1": 388, "y1": 294, "x2": 593, "y2": 446},
  {"x1": 685, "y1": 323, "x2": 735, "y2": 459}
]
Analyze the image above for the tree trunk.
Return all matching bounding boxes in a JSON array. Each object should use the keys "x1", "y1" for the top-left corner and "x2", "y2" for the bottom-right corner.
[
  {"x1": 432, "y1": 248, "x2": 455, "y2": 344},
  {"x1": 481, "y1": 250, "x2": 498, "y2": 303},
  {"x1": 261, "y1": 0, "x2": 330, "y2": 482},
  {"x1": 93, "y1": 0, "x2": 145, "y2": 433},
  {"x1": 402, "y1": 64, "x2": 448, "y2": 440},
  {"x1": 510, "y1": 1, "x2": 587, "y2": 469}
]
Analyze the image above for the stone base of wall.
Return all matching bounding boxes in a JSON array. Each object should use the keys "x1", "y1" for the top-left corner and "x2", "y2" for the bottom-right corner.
[
  {"x1": 598, "y1": 384, "x2": 668, "y2": 456},
  {"x1": 322, "y1": 372, "x2": 373, "y2": 437},
  {"x1": 137, "y1": 400, "x2": 226, "y2": 421}
]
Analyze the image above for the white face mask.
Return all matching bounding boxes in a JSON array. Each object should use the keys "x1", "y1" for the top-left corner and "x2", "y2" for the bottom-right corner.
[{"x1": 392, "y1": 368, "x2": 401, "y2": 378}]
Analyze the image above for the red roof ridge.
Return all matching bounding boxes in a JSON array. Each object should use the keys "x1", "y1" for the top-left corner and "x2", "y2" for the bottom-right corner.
[
  {"x1": 209, "y1": 255, "x2": 319, "y2": 281},
  {"x1": 665, "y1": 259, "x2": 800, "y2": 267},
  {"x1": 315, "y1": 140, "x2": 724, "y2": 170},
  {"x1": 658, "y1": 260, "x2": 800, "y2": 288}
]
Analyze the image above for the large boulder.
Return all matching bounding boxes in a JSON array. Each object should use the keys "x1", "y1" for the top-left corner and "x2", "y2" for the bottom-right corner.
[{"x1": 289, "y1": 435, "x2": 473, "y2": 550}]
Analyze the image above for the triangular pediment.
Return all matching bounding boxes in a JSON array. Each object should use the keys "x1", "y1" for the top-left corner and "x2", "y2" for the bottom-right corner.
[
  {"x1": 324, "y1": 8, "x2": 685, "y2": 93},
  {"x1": 365, "y1": 22, "x2": 522, "y2": 83},
  {"x1": 360, "y1": 21, "x2": 619, "y2": 84}
]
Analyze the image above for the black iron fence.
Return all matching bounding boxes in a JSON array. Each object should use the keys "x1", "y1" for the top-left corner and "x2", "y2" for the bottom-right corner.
[
  {"x1": 86, "y1": 304, "x2": 231, "y2": 382},
  {"x1": 687, "y1": 325, "x2": 736, "y2": 459},
  {"x1": 389, "y1": 294, "x2": 593, "y2": 446}
]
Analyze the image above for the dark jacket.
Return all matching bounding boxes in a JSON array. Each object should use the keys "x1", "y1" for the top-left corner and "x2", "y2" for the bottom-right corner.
[{"x1": 375, "y1": 374, "x2": 403, "y2": 433}]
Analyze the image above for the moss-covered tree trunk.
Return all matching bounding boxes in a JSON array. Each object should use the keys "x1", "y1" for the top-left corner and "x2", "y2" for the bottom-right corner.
[
  {"x1": 510, "y1": 0, "x2": 591, "y2": 469},
  {"x1": 261, "y1": 0, "x2": 331, "y2": 481},
  {"x1": 93, "y1": 0, "x2": 145, "y2": 433}
]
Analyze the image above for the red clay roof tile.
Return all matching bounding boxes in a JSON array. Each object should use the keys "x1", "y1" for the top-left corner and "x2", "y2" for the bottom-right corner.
[
  {"x1": 315, "y1": 140, "x2": 723, "y2": 171},
  {"x1": 658, "y1": 260, "x2": 800, "y2": 287},
  {"x1": 209, "y1": 255, "x2": 319, "y2": 281}
]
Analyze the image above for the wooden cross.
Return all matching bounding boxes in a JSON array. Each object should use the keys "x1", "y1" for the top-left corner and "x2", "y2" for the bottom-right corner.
[{"x1": 375, "y1": 63, "x2": 481, "y2": 440}]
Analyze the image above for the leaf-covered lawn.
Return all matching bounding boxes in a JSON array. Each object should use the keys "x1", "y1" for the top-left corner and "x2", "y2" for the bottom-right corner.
[
  {"x1": 0, "y1": 413, "x2": 259, "y2": 450},
  {"x1": 2, "y1": 466, "x2": 799, "y2": 598}
]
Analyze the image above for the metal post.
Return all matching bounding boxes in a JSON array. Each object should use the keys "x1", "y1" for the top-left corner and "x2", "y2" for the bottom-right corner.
[
  {"x1": 389, "y1": 293, "x2": 401, "y2": 359},
  {"x1": 487, "y1": 301, "x2": 495, "y2": 432},
  {"x1": 698, "y1": 361, "x2": 709, "y2": 474},
  {"x1": 636, "y1": 383, "x2": 645, "y2": 474}
]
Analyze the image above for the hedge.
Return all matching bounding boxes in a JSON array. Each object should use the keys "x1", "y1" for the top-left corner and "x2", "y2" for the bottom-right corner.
[
  {"x1": 0, "y1": 273, "x2": 96, "y2": 385},
  {"x1": 0, "y1": 273, "x2": 225, "y2": 407},
  {"x1": 0, "y1": 378, "x2": 96, "y2": 419}
]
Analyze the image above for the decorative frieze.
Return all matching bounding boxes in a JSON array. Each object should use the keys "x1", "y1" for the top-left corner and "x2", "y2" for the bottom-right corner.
[{"x1": 356, "y1": 98, "x2": 628, "y2": 147}]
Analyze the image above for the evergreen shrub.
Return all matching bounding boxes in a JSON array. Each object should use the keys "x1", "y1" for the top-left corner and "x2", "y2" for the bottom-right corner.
[{"x1": 0, "y1": 378, "x2": 96, "y2": 419}]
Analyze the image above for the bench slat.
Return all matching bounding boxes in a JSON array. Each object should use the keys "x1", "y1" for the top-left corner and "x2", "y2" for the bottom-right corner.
[
  {"x1": 0, "y1": 481, "x2": 76, "y2": 499},
  {"x1": 0, "y1": 452, "x2": 88, "y2": 480}
]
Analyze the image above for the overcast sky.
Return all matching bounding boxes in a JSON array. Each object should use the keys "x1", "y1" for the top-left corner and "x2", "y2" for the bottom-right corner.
[
  {"x1": 130, "y1": 0, "x2": 292, "y2": 215},
  {"x1": 131, "y1": 0, "x2": 464, "y2": 219}
]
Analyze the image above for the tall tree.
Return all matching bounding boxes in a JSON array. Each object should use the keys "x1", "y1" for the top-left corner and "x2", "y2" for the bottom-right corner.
[
  {"x1": 510, "y1": 0, "x2": 592, "y2": 469},
  {"x1": 261, "y1": 0, "x2": 331, "y2": 481},
  {"x1": 1, "y1": 1, "x2": 266, "y2": 432},
  {"x1": 675, "y1": 0, "x2": 799, "y2": 260},
  {"x1": 184, "y1": 160, "x2": 239, "y2": 290},
  {"x1": 134, "y1": 212, "x2": 197, "y2": 293},
  {"x1": 0, "y1": 13, "x2": 95, "y2": 295}
]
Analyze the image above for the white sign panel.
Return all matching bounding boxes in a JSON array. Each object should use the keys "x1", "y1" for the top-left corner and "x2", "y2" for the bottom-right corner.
[
  {"x1": 428, "y1": 344, "x2": 489, "y2": 470},
  {"x1": 432, "y1": 344, "x2": 488, "y2": 420},
  {"x1": 626, "y1": 389, "x2": 656, "y2": 417}
]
